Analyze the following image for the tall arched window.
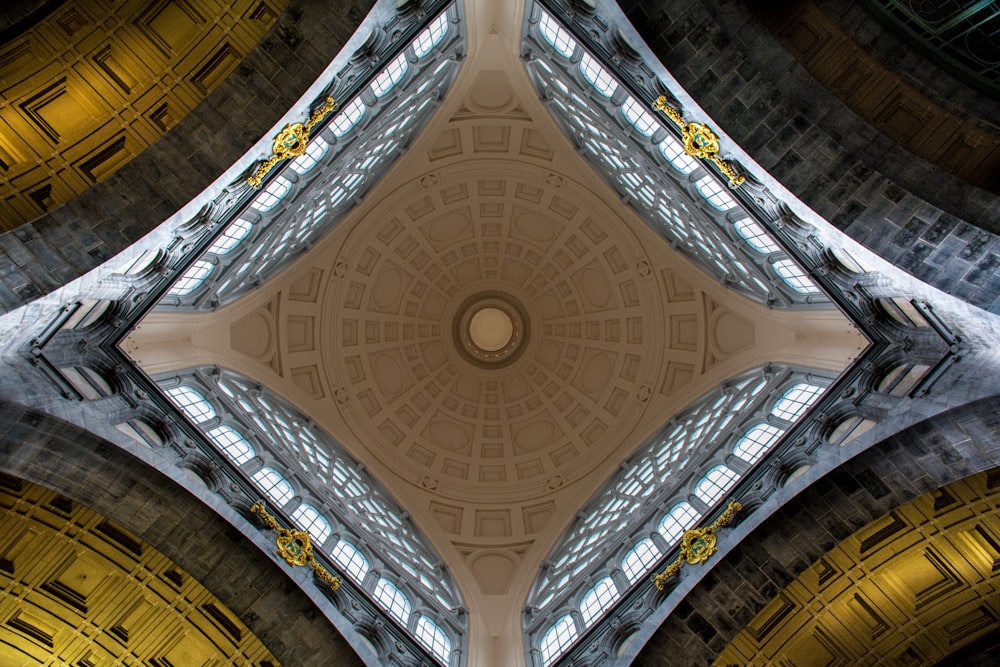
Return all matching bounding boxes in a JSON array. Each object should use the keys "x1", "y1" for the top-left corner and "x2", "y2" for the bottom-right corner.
[
  {"x1": 694, "y1": 465, "x2": 739, "y2": 506},
  {"x1": 292, "y1": 503, "x2": 332, "y2": 544},
  {"x1": 539, "y1": 11, "x2": 576, "y2": 57},
  {"x1": 374, "y1": 578, "x2": 412, "y2": 625},
  {"x1": 733, "y1": 423, "x2": 785, "y2": 464},
  {"x1": 331, "y1": 539, "x2": 370, "y2": 583},
  {"x1": 251, "y1": 466, "x2": 294, "y2": 506},
  {"x1": 167, "y1": 260, "x2": 213, "y2": 296},
  {"x1": 415, "y1": 617, "x2": 452, "y2": 663},
  {"x1": 772, "y1": 383, "x2": 824, "y2": 421},
  {"x1": 621, "y1": 538, "x2": 662, "y2": 583},
  {"x1": 658, "y1": 502, "x2": 700, "y2": 543},
  {"x1": 206, "y1": 425, "x2": 254, "y2": 464},
  {"x1": 165, "y1": 386, "x2": 216, "y2": 422},
  {"x1": 540, "y1": 615, "x2": 578, "y2": 666},
  {"x1": 580, "y1": 577, "x2": 618, "y2": 625}
]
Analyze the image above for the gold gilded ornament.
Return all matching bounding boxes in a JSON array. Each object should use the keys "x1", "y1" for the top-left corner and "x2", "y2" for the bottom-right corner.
[
  {"x1": 247, "y1": 96, "x2": 338, "y2": 188},
  {"x1": 653, "y1": 499, "x2": 741, "y2": 590},
  {"x1": 251, "y1": 501, "x2": 341, "y2": 591},
  {"x1": 653, "y1": 96, "x2": 745, "y2": 188}
]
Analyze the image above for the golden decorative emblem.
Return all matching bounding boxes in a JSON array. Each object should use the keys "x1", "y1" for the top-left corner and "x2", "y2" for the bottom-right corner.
[
  {"x1": 653, "y1": 499, "x2": 741, "y2": 590},
  {"x1": 653, "y1": 96, "x2": 745, "y2": 188},
  {"x1": 247, "y1": 96, "x2": 338, "y2": 188},
  {"x1": 251, "y1": 502, "x2": 341, "y2": 591}
]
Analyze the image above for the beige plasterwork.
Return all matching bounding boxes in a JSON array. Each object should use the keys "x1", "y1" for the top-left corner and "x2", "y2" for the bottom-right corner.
[{"x1": 125, "y1": 0, "x2": 866, "y2": 662}]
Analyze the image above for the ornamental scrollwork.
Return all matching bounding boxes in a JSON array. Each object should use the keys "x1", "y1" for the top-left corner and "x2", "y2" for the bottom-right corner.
[
  {"x1": 653, "y1": 96, "x2": 745, "y2": 188},
  {"x1": 247, "y1": 96, "x2": 338, "y2": 188},
  {"x1": 251, "y1": 501, "x2": 341, "y2": 591},
  {"x1": 652, "y1": 499, "x2": 742, "y2": 590}
]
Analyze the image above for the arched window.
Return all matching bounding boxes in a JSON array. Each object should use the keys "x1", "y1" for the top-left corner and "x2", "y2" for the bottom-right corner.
[
  {"x1": 292, "y1": 503, "x2": 332, "y2": 544},
  {"x1": 167, "y1": 260, "x2": 213, "y2": 296},
  {"x1": 659, "y1": 135, "x2": 697, "y2": 173},
  {"x1": 580, "y1": 577, "x2": 618, "y2": 625},
  {"x1": 621, "y1": 538, "x2": 662, "y2": 583},
  {"x1": 658, "y1": 502, "x2": 700, "y2": 544},
  {"x1": 694, "y1": 465, "x2": 739, "y2": 506},
  {"x1": 694, "y1": 174, "x2": 737, "y2": 210},
  {"x1": 207, "y1": 218, "x2": 253, "y2": 255},
  {"x1": 621, "y1": 96, "x2": 658, "y2": 136},
  {"x1": 165, "y1": 386, "x2": 216, "y2": 422},
  {"x1": 374, "y1": 578, "x2": 412, "y2": 625},
  {"x1": 773, "y1": 258, "x2": 821, "y2": 294},
  {"x1": 289, "y1": 137, "x2": 329, "y2": 174},
  {"x1": 413, "y1": 11, "x2": 449, "y2": 57},
  {"x1": 331, "y1": 539, "x2": 370, "y2": 583},
  {"x1": 206, "y1": 425, "x2": 255, "y2": 464},
  {"x1": 371, "y1": 52, "x2": 409, "y2": 97},
  {"x1": 580, "y1": 52, "x2": 615, "y2": 97},
  {"x1": 251, "y1": 466, "x2": 294, "y2": 506},
  {"x1": 772, "y1": 383, "x2": 824, "y2": 421},
  {"x1": 733, "y1": 423, "x2": 785, "y2": 464},
  {"x1": 539, "y1": 11, "x2": 576, "y2": 58},
  {"x1": 250, "y1": 176, "x2": 290, "y2": 212},
  {"x1": 540, "y1": 615, "x2": 578, "y2": 666},
  {"x1": 331, "y1": 97, "x2": 366, "y2": 137},
  {"x1": 735, "y1": 218, "x2": 779, "y2": 254},
  {"x1": 415, "y1": 617, "x2": 452, "y2": 663}
]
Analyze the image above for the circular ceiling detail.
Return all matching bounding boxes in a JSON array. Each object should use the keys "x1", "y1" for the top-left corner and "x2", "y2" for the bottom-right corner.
[
  {"x1": 322, "y1": 163, "x2": 666, "y2": 501},
  {"x1": 456, "y1": 293, "x2": 527, "y2": 367}
]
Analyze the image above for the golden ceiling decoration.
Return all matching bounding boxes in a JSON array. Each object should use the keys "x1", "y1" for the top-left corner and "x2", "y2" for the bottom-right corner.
[
  {"x1": 653, "y1": 499, "x2": 741, "y2": 590},
  {"x1": 247, "y1": 97, "x2": 338, "y2": 188},
  {"x1": 653, "y1": 96, "x2": 745, "y2": 188},
  {"x1": 251, "y1": 501, "x2": 341, "y2": 591},
  {"x1": 0, "y1": 476, "x2": 279, "y2": 665},
  {"x1": 717, "y1": 471, "x2": 1000, "y2": 665}
]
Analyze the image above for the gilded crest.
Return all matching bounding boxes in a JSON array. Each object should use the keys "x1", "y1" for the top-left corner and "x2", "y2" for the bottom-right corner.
[
  {"x1": 653, "y1": 499, "x2": 741, "y2": 590},
  {"x1": 276, "y1": 529, "x2": 313, "y2": 567}
]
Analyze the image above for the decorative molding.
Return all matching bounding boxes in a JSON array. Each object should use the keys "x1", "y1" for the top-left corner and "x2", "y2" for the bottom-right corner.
[
  {"x1": 251, "y1": 501, "x2": 342, "y2": 591},
  {"x1": 652, "y1": 499, "x2": 742, "y2": 590}
]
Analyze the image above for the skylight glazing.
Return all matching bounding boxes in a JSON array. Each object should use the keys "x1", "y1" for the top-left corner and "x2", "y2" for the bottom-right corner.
[
  {"x1": 156, "y1": 368, "x2": 465, "y2": 663},
  {"x1": 525, "y1": 364, "x2": 832, "y2": 665},
  {"x1": 525, "y1": 8, "x2": 831, "y2": 308}
]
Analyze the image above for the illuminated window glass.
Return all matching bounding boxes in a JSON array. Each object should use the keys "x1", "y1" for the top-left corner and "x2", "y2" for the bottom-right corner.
[
  {"x1": 580, "y1": 577, "x2": 618, "y2": 625},
  {"x1": 658, "y1": 502, "x2": 700, "y2": 544},
  {"x1": 659, "y1": 135, "x2": 698, "y2": 173},
  {"x1": 165, "y1": 386, "x2": 216, "y2": 422},
  {"x1": 622, "y1": 96, "x2": 658, "y2": 136},
  {"x1": 372, "y1": 52, "x2": 409, "y2": 97},
  {"x1": 250, "y1": 176, "x2": 290, "y2": 212},
  {"x1": 621, "y1": 538, "x2": 662, "y2": 583},
  {"x1": 331, "y1": 539, "x2": 370, "y2": 583},
  {"x1": 733, "y1": 423, "x2": 785, "y2": 464},
  {"x1": 413, "y1": 11, "x2": 449, "y2": 57},
  {"x1": 735, "y1": 218, "x2": 779, "y2": 254},
  {"x1": 694, "y1": 175, "x2": 737, "y2": 210},
  {"x1": 415, "y1": 617, "x2": 452, "y2": 663},
  {"x1": 540, "y1": 615, "x2": 578, "y2": 665},
  {"x1": 332, "y1": 98, "x2": 366, "y2": 137},
  {"x1": 290, "y1": 137, "x2": 329, "y2": 174},
  {"x1": 580, "y1": 53, "x2": 616, "y2": 97},
  {"x1": 167, "y1": 260, "x2": 212, "y2": 296},
  {"x1": 252, "y1": 466, "x2": 294, "y2": 506},
  {"x1": 374, "y1": 578, "x2": 412, "y2": 625},
  {"x1": 539, "y1": 11, "x2": 576, "y2": 57},
  {"x1": 207, "y1": 218, "x2": 253, "y2": 255},
  {"x1": 773, "y1": 258, "x2": 821, "y2": 294},
  {"x1": 292, "y1": 503, "x2": 332, "y2": 544},
  {"x1": 206, "y1": 425, "x2": 254, "y2": 464},
  {"x1": 772, "y1": 383, "x2": 824, "y2": 421},
  {"x1": 694, "y1": 465, "x2": 739, "y2": 506}
]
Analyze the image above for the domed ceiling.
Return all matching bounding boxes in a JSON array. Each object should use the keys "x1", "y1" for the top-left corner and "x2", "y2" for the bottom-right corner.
[{"x1": 125, "y1": 3, "x2": 866, "y2": 659}]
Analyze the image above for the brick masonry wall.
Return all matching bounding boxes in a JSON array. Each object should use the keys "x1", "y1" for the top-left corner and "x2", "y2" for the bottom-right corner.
[
  {"x1": 619, "y1": 0, "x2": 1000, "y2": 313},
  {"x1": 0, "y1": 400, "x2": 368, "y2": 666},
  {"x1": 0, "y1": 0, "x2": 375, "y2": 313},
  {"x1": 629, "y1": 394, "x2": 1000, "y2": 665}
]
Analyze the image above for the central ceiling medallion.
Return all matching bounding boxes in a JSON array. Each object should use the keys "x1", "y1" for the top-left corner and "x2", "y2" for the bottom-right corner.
[{"x1": 455, "y1": 293, "x2": 528, "y2": 367}]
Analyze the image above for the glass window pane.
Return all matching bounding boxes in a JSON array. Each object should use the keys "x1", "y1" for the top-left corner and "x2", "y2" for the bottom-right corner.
[
  {"x1": 331, "y1": 539, "x2": 370, "y2": 583},
  {"x1": 694, "y1": 175, "x2": 737, "y2": 210},
  {"x1": 772, "y1": 383, "x2": 824, "y2": 421},
  {"x1": 252, "y1": 466, "x2": 294, "y2": 506},
  {"x1": 292, "y1": 503, "x2": 332, "y2": 544},
  {"x1": 167, "y1": 260, "x2": 213, "y2": 296},
  {"x1": 773, "y1": 258, "x2": 821, "y2": 294},
  {"x1": 733, "y1": 423, "x2": 784, "y2": 464},
  {"x1": 658, "y1": 502, "x2": 700, "y2": 544},
  {"x1": 413, "y1": 11, "x2": 448, "y2": 57},
  {"x1": 621, "y1": 538, "x2": 661, "y2": 583},
  {"x1": 206, "y1": 425, "x2": 255, "y2": 464},
  {"x1": 414, "y1": 617, "x2": 452, "y2": 663},
  {"x1": 165, "y1": 386, "x2": 216, "y2": 422},
  {"x1": 539, "y1": 12, "x2": 576, "y2": 58},
  {"x1": 580, "y1": 52, "x2": 616, "y2": 97},
  {"x1": 374, "y1": 578, "x2": 412, "y2": 625},
  {"x1": 580, "y1": 577, "x2": 618, "y2": 625},
  {"x1": 372, "y1": 52, "x2": 409, "y2": 97},
  {"x1": 693, "y1": 465, "x2": 739, "y2": 506},
  {"x1": 540, "y1": 614, "x2": 578, "y2": 665}
]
